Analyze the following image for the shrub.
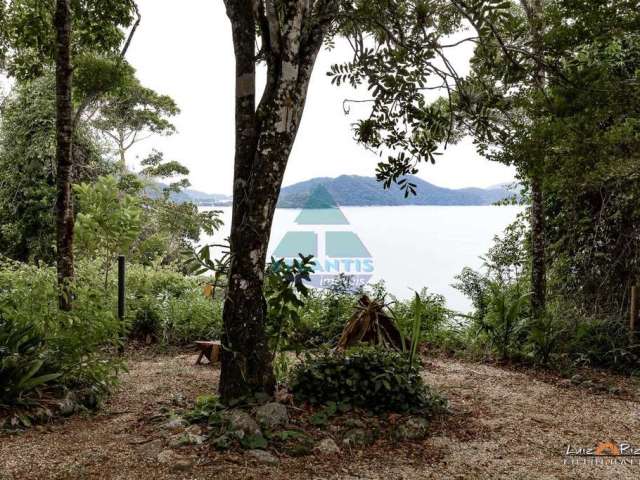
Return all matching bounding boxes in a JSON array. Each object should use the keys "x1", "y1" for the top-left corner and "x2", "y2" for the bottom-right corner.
[
  {"x1": 0, "y1": 318, "x2": 62, "y2": 409},
  {"x1": 0, "y1": 259, "x2": 122, "y2": 423},
  {"x1": 392, "y1": 288, "x2": 465, "y2": 353},
  {"x1": 474, "y1": 280, "x2": 530, "y2": 360},
  {"x1": 126, "y1": 264, "x2": 222, "y2": 344},
  {"x1": 290, "y1": 346, "x2": 447, "y2": 414},
  {"x1": 296, "y1": 278, "x2": 387, "y2": 347}
]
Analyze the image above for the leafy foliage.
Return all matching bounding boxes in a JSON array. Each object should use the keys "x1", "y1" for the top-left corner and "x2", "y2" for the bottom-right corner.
[
  {"x1": 75, "y1": 175, "x2": 141, "y2": 284},
  {"x1": 125, "y1": 264, "x2": 222, "y2": 345},
  {"x1": 0, "y1": 0, "x2": 137, "y2": 80},
  {"x1": 0, "y1": 74, "x2": 110, "y2": 263},
  {"x1": 291, "y1": 346, "x2": 447, "y2": 414},
  {"x1": 328, "y1": 0, "x2": 515, "y2": 195},
  {"x1": 0, "y1": 318, "x2": 61, "y2": 409},
  {"x1": 0, "y1": 259, "x2": 123, "y2": 423}
]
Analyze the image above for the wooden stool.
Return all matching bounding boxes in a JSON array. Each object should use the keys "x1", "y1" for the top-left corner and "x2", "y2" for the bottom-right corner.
[{"x1": 194, "y1": 341, "x2": 221, "y2": 365}]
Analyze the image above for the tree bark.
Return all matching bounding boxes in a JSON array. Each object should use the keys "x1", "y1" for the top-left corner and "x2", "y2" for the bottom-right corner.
[
  {"x1": 521, "y1": 0, "x2": 547, "y2": 318},
  {"x1": 219, "y1": 0, "x2": 334, "y2": 401},
  {"x1": 530, "y1": 174, "x2": 546, "y2": 318},
  {"x1": 54, "y1": 0, "x2": 75, "y2": 311}
]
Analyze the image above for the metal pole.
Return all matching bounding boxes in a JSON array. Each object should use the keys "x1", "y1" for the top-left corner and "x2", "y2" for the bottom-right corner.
[
  {"x1": 630, "y1": 285, "x2": 638, "y2": 344},
  {"x1": 118, "y1": 255, "x2": 125, "y2": 354},
  {"x1": 118, "y1": 255, "x2": 125, "y2": 320}
]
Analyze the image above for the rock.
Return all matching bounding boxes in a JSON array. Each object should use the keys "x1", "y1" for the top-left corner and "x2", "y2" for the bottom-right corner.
[
  {"x1": 581, "y1": 379, "x2": 595, "y2": 389},
  {"x1": 163, "y1": 417, "x2": 187, "y2": 433},
  {"x1": 156, "y1": 449, "x2": 193, "y2": 471},
  {"x1": 137, "y1": 439, "x2": 165, "y2": 461},
  {"x1": 223, "y1": 409, "x2": 261, "y2": 437},
  {"x1": 156, "y1": 449, "x2": 178, "y2": 464},
  {"x1": 171, "y1": 458, "x2": 194, "y2": 472},
  {"x1": 393, "y1": 416, "x2": 429, "y2": 441},
  {"x1": 592, "y1": 382, "x2": 608, "y2": 392},
  {"x1": 58, "y1": 393, "x2": 78, "y2": 417},
  {"x1": 570, "y1": 374, "x2": 584, "y2": 385},
  {"x1": 168, "y1": 433, "x2": 206, "y2": 448},
  {"x1": 185, "y1": 424, "x2": 202, "y2": 436},
  {"x1": 213, "y1": 434, "x2": 233, "y2": 450},
  {"x1": 314, "y1": 438, "x2": 341, "y2": 455},
  {"x1": 255, "y1": 402, "x2": 289, "y2": 429},
  {"x1": 246, "y1": 449, "x2": 279, "y2": 465},
  {"x1": 342, "y1": 428, "x2": 374, "y2": 447}
]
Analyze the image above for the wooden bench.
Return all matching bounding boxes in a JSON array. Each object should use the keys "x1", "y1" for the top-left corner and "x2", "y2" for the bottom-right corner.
[{"x1": 194, "y1": 341, "x2": 221, "y2": 365}]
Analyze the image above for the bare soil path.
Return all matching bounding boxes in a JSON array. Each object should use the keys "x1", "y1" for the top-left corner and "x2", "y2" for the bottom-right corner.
[{"x1": 1, "y1": 350, "x2": 638, "y2": 480}]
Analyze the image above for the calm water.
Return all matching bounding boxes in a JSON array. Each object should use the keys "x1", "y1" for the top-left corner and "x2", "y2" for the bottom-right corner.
[{"x1": 200, "y1": 206, "x2": 522, "y2": 312}]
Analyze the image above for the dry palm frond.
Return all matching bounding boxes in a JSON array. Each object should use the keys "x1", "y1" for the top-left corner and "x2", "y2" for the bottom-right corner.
[{"x1": 336, "y1": 295, "x2": 407, "y2": 351}]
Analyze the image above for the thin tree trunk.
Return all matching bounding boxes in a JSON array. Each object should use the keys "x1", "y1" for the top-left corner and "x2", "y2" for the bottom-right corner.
[
  {"x1": 522, "y1": 0, "x2": 547, "y2": 318},
  {"x1": 530, "y1": 175, "x2": 546, "y2": 317},
  {"x1": 54, "y1": 0, "x2": 75, "y2": 311}
]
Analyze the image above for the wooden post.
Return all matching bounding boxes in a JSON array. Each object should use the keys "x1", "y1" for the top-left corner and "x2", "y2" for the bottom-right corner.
[
  {"x1": 118, "y1": 255, "x2": 126, "y2": 354},
  {"x1": 630, "y1": 285, "x2": 638, "y2": 344}
]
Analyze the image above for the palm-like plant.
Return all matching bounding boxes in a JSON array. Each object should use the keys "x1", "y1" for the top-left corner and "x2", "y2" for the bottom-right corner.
[
  {"x1": 476, "y1": 281, "x2": 530, "y2": 360},
  {"x1": 0, "y1": 318, "x2": 61, "y2": 409}
]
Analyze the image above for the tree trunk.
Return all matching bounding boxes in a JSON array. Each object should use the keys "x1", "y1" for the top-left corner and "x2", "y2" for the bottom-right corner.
[
  {"x1": 522, "y1": 0, "x2": 547, "y2": 318},
  {"x1": 530, "y1": 174, "x2": 546, "y2": 318},
  {"x1": 219, "y1": 1, "x2": 333, "y2": 402},
  {"x1": 54, "y1": 0, "x2": 75, "y2": 311},
  {"x1": 219, "y1": 0, "x2": 270, "y2": 401}
]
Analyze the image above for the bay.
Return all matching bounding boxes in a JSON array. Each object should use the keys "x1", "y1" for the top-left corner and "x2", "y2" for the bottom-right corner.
[{"x1": 200, "y1": 205, "x2": 523, "y2": 312}]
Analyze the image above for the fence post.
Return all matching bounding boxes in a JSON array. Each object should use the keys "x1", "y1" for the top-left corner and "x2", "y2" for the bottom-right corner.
[
  {"x1": 118, "y1": 255, "x2": 126, "y2": 354},
  {"x1": 630, "y1": 285, "x2": 638, "y2": 344}
]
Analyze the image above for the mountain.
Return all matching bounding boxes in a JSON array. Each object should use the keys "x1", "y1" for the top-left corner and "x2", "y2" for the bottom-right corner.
[
  {"x1": 146, "y1": 183, "x2": 230, "y2": 206},
  {"x1": 276, "y1": 175, "x2": 518, "y2": 207},
  {"x1": 170, "y1": 188, "x2": 230, "y2": 206}
]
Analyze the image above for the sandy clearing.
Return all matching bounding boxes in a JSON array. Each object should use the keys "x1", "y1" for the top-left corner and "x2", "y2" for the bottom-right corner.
[{"x1": 1, "y1": 350, "x2": 638, "y2": 480}]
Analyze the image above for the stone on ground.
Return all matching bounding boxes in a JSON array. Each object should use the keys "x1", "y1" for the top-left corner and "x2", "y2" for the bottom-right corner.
[
  {"x1": 393, "y1": 416, "x2": 429, "y2": 441},
  {"x1": 156, "y1": 449, "x2": 193, "y2": 472},
  {"x1": 162, "y1": 417, "x2": 187, "y2": 433},
  {"x1": 255, "y1": 402, "x2": 289, "y2": 429},
  {"x1": 137, "y1": 438, "x2": 164, "y2": 461},
  {"x1": 246, "y1": 449, "x2": 279, "y2": 465},
  {"x1": 342, "y1": 428, "x2": 375, "y2": 447},
  {"x1": 223, "y1": 409, "x2": 261, "y2": 438},
  {"x1": 314, "y1": 438, "x2": 341, "y2": 455}
]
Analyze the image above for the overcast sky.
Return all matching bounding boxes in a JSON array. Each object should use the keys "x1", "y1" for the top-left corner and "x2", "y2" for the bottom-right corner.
[{"x1": 125, "y1": 0, "x2": 515, "y2": 195}]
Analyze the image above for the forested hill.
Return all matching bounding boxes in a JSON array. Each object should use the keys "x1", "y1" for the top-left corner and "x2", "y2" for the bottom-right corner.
[
  {"x1": 276, "y1": 175, "x2": 517, "y2": 207},
  {"x1": 146, "y1": 183, "x2": 230, "y2": 205}
]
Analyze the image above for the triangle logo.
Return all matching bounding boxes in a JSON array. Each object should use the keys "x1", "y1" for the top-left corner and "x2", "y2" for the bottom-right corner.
[{"x1": 272, "y1": 185, "x2": 374, "y2": 289}]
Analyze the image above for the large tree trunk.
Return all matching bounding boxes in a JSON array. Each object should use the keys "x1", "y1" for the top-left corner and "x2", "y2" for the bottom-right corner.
[
  {"x1": 54, "y1": 0, "x2": 75, "y2": 311},
  {"x1": 219, "y1": 0, "x2": 333, "y2": 401}
]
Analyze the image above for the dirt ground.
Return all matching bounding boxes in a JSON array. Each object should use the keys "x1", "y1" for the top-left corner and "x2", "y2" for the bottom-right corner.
[{"x1": 1, "y1": 349, "x2": 639, "y2": 480}]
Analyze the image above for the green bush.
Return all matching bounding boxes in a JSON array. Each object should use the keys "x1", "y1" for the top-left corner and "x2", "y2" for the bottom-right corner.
[
  {"x1": 526, "y1": 301, "x2": 639, "y2": 371},
  {"x1": 290, "y1": 346, "x2": 447, "y2": 414},
  {"x1": 126, "y1": 264, "x2": 222, "y2": 344},
  {"x1": 392, "y1": 288, "x2": 466, "y2": 352},
  {"x1": 0, "y1": 318, "x2": 62, "y2": 409},
  {"x1": 295, "y1": 278, "x2": 391, "y2": 348},
  {"x1": 0, "y1": 259, "x2": 122, "y2": 422}
]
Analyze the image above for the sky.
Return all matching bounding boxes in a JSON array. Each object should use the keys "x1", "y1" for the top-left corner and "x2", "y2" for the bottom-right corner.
[{"x1": 124, "y1": 0, "x2": 515, "y2": 195}]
